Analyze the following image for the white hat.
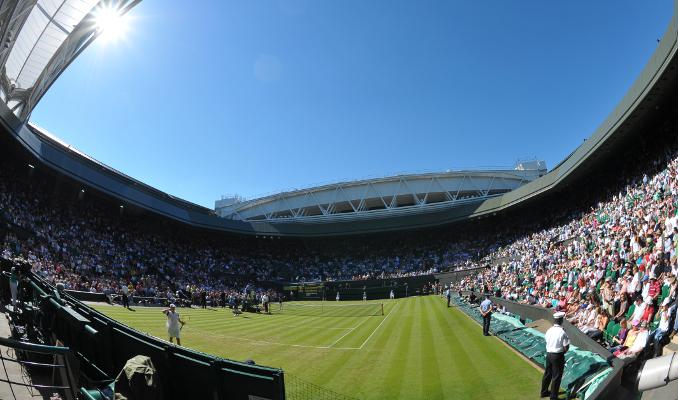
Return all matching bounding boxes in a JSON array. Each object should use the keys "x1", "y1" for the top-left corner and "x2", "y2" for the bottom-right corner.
[
  {"x1": 554, "y1": 311, "x2": 566, "y2": 319},
  {"x1": 169, "y1": 303, "x2": 176, "y2": 308}
]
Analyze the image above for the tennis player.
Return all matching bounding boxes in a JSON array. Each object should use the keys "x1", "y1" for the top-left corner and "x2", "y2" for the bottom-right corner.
[{"x1": 162, "y1": 304, "x2": 185, "y2": 345}]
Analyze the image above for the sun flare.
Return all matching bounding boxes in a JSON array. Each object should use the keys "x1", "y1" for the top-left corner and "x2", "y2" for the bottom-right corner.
[{"x1": 94, "y1": 6, "x2": 129, "y2": 44}]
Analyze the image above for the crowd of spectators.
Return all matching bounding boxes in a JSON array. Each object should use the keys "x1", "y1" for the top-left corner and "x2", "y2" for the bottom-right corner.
[
  {"x1": 457, "y1": 146, "x2": 678, "y2": 361},
  {"x1": 4, "y1": 121, "x2": 678, "y2": 364},
  {"x1": 0, "y1": 156, "x2": 487, "y2": 301}
]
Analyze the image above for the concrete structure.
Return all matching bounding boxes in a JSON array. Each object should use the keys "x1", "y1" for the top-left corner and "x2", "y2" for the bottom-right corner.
[{"x1": 215, "y1": 163, "x2": 546, "y2": 223}]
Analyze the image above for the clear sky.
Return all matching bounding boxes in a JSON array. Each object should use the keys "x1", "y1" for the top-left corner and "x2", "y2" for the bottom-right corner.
[{"x1": 31, "y1": 0, "x2": 672, "y2": 208}]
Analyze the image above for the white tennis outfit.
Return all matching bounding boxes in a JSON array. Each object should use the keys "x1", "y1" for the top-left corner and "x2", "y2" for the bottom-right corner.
[{"x1": 167, "y1": 311, "x2": 181, "y2": 338}]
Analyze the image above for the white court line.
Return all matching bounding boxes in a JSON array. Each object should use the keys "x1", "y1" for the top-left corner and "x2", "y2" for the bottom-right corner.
[
  {"x1": 327, "y1": 315, "x2": 374, "y2": 348},
  {"x1": 211, "y1": 331, "x2": 336, "y2": 349},
  {"x1": 357, "y1": 301, "x2": 401, "y2": 349},
  {"x1": 179, "y1": 306, "x2": 399, "y2": 351},
  {"x1": 279, "y1": 324, "x2": 354, "y2": 330}
]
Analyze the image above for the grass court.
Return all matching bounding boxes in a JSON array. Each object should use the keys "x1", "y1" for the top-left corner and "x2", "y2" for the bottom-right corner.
[{"x1": 92, "y1": 295, "x2": 541, "y2": 399}]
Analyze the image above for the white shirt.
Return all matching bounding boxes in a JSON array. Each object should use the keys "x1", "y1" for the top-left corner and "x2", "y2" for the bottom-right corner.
[
  {"x1": 166, "y1": 311, "x2": 180, "y2": 330},
  {"x1": 629, "y1": 274, "x2": 640, "y2": 293},
  {"x1": 658, "y1": 310, "x2": 670, "y2": 332},
  {"x1": 631, "y1": 302, "x2": 646, "y2": 322},
  {"x1": 545, "y1": 324, "x2": 570, "y2": 353},
  {"x1": 628, "y1": 330, "x2": 649, "y2": 352}
]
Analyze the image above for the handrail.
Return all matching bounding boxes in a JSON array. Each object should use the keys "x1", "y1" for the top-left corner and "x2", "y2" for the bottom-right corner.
[{"x1": 0, "y1": 337, "x2": 71, "y2": 356}]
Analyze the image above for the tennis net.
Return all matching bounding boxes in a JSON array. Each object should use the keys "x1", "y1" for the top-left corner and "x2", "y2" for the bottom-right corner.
[{"x1": 272, "y1": 302, "x2": 384, "y2": 317}]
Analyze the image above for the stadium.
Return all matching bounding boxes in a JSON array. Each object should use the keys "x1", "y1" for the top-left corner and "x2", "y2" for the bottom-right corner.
[{"x1": 0, "y1": 1, "x2": 677, "y2": 400}]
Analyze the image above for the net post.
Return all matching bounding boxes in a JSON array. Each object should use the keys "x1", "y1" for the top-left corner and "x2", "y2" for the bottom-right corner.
[{"x1": 381, "y1": 303, "x2": 384, "y2": 316}]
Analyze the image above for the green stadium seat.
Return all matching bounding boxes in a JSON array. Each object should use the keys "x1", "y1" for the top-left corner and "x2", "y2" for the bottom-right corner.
[
  {"x1": 607, "y1": 323, "x2": 621, "y2": 344},
  {"x1": 625, "y1": 304, "x2": 635, "y2": 319},
  {"x1": 603, "y1": 320, "x2": 618, "y2": 342}
]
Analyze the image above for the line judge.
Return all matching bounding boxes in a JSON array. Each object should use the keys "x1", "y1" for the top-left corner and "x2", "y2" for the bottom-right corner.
[
  {"x1": 479, "y1": 293, "x2": 492, "y2": 336},
  {"x1": 541, "y1": 311, "x2": 570, "y2": 399}
]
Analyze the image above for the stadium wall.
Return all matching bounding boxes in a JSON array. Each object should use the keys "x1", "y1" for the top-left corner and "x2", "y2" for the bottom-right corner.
[
  {"x1": 459, "y1": 292, "x2": 625, "y2": 400},
  {"x1": 289, "y1": 275, "x2": 436, "y2": 300},
  {"x1": 0, "y1": 258, "x2": 286, "y2": 400}
]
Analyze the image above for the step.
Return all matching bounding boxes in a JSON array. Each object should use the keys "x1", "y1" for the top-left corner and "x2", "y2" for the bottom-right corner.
[{"x1": 662, "y1": 341, "x2": 678, "y2": 356}]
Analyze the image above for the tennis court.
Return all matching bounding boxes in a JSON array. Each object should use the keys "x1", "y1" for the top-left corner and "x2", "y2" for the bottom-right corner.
[{"x1": 93, "y1": 295, "x2": 542, "y2": 399}]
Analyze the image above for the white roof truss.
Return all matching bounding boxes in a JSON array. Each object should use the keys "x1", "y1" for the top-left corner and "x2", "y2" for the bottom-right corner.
[{"x1": 0, "y1": 0, "x2": 141, "y2": 120}]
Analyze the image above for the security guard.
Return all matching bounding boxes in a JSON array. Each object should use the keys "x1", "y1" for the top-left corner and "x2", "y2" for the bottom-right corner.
[
  {"x1": 479, "y1": 294, "x2": 492, "y2": 336},
  {"x1": 541, "y1": 311, "x2": 570, "y2": 399}
]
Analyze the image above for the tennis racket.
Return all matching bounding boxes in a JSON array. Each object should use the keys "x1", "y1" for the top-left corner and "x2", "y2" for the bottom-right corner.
[{"x1": 180, "y1": 314, "x2": 190, "y2": 330}]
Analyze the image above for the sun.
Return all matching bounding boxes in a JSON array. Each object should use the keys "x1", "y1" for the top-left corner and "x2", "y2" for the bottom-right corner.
[{"x1": 93, "y1": 5, "x2": 129, "y2": 44}]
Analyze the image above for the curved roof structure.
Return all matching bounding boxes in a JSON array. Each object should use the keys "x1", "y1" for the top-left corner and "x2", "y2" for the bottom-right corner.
[
  {"x1": 1, "y1": 1, "x2": 678, "y2": 236},
  {"x1": 0, "y1": 0, "x2": 140, "y2": 121},
  {"x1": 216, "y1": 163, "x2": 546, "y2": 223}
]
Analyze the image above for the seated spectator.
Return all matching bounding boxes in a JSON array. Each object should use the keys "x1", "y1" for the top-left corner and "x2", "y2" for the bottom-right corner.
[
  {"x1": 649, "y1": 298, "x2": 672, "y2": 357},
  {"x1": 630, "y1": 297, "x2": 647, "y2": 323},
  {"x1": 586, "y1": 310, "x2": 609, "y2": 342},
  {"x1": 613, "y1": 292, "x2": 629, "y2": 322},
  {"x1": 614, "y1": 321, "x2": 649, "y2": 361},
  {"x1": 610, "y1": 318, "x2": 629, "y2": 348}
]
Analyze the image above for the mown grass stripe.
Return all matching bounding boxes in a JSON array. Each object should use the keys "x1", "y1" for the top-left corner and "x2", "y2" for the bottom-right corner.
[
  {"x1": 420, "y1": 297, "x2": 444, "y2": 399},
  {"x1": 381, "y1": 297, "x2": 415, "y2": 399},
  {"x1": 92, "y1": 297, "x2": 540, "y2": 399}
]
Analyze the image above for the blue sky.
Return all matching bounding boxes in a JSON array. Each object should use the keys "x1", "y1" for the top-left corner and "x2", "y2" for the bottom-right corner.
[{"x1": 31, "y1": 0, "x2": 672, "y2": 208}]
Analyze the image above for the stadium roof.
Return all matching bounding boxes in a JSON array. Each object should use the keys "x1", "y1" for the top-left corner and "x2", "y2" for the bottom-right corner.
[
  {"x1": 0, "y1": 0, "x2": 140, "y2": 121},
  {"x1": 215, "y1": 163, "x2": 546, "y2": 223},
  {"x1": 1, "y1": 1, "x2": 678, "y2": 236}
]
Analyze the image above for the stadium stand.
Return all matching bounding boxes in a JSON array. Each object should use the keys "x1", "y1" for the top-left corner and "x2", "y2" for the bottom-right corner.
[
  {"x1": 3, "y1": 86, "x2": 678, "y2": 397},
  {"x1": 0, "y1": 133, "x2": 500, "y2": 304},
  {"x1": 0, "y1": 0, "x2": 678, "y2": 397}
]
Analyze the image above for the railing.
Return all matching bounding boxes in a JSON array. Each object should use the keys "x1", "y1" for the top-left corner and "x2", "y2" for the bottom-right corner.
[
  {"x1": 18, "y1": 267, "x2": 286, "y2": 399},
  {"x1": 0, "y1": 336, "x2": 78, "y2": 400},
  {"x1": 65, "y1": 290, "x2": 171, "y2": 307}
]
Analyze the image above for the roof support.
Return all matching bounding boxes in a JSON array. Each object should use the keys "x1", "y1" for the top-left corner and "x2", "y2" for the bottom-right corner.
[
  {"x1": 0, "y1": 0, "x2": 37, "y2": 69},
  {"x1": 214, "y1": 170, "x2": 542, "y2": 223},
  {"x1": 0, "y1": 0, "x2": 37, "y2": 97},
  {"x1": 15, "y1": 0, "x2": 141, "y2": 121}
]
